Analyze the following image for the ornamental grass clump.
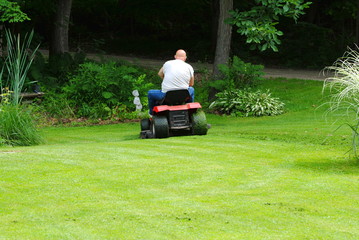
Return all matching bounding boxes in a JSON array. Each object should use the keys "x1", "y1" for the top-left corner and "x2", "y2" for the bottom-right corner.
[
  {"x1": 4, "y1": 29, "x2": 39, "y2": 105},
  {"x1": 0, "y1": 29, "x2": 43, "y2": 146},
  {"x1": 0, "y1": 104, "x2": 43, "y2": 146},
  {"x1": 324, "y1": 46, "x2": 359, "y2": 159}
]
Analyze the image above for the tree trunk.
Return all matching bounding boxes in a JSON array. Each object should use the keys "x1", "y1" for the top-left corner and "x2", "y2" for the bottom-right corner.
[
  {"x1": 211, "y1": 0, "x2": 220, "y2": 54},
  {"x1": 305, "y1": 0, "x2": 319, "y2": 24},
  {"x1": 356, "y1": 0, "x2": 359, "y2": 45},
  {"x1": 0, "y1": 24, "x2": 3, "y2": 57},
  {"x1": 49, "y1": 0, "x2": 73, "y2": 58},
  {"x1": 213, "y1": 0, "x2": 233, "y2": 77}
]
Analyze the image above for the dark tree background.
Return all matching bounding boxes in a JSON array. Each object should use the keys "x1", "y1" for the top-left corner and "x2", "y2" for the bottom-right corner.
[{"x1": 12, "y1": 0, "x2": 359, "y2": 69}]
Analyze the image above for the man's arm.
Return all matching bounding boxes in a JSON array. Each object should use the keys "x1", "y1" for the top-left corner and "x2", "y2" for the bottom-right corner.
[
  {"x1": 158, "y1": 67, "x2": 164, "y2": 79},
  {"x1": 189, "y1": 75, "x2": 194, "y2": 87}
]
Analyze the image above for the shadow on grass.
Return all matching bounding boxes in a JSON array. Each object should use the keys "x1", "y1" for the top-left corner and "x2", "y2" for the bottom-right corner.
[{"x1": 293, "y1": 158, "x2": 358, "y2": 174}]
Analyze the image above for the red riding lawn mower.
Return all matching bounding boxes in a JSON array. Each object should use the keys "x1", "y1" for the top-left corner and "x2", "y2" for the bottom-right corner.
[{"x1": 140, "y1": 89, "x2": 210, "y2": 138}]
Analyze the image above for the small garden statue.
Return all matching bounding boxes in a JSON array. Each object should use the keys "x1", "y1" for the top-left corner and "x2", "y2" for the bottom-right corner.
[{"x1": 132, "y1": 90, "x2": 142, "y2": 111}]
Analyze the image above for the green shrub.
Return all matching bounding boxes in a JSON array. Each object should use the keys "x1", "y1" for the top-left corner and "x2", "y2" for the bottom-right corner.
[
  {"x1": 209, "y1": 89, "x2": 285, "y2": 117},
  {"x1": 62, "y1": 61, "x2": 153, "y2": 119},
  {"x1": 39, "y1": 91, "x2": 75, "y2": 119},
  {"x1": 30, "y1": 51, "x2": 86, "y2": 89},
  {"x1": 0, "y1": 104, "x2": 43, "y2": 146},
  {"x1": 211, "y1": 56, "x2": 264, "y2": 91},
  {"x1": 192, "y1": 68, "x2": 212, "y2": 108}
]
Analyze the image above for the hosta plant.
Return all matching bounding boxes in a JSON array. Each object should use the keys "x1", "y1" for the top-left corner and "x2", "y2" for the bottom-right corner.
[{"x1": 209, "y1": 89, "x2": 284, "y2": 117}]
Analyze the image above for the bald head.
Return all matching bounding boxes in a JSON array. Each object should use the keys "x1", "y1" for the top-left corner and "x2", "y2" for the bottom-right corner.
[{"x1": 174, "y1": 49, "x2": 187, "y2": 61}]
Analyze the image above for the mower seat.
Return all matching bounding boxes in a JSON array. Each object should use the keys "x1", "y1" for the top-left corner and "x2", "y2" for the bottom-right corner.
[{"x1": 161, "y1": 89, "x2": 191, "y2": 106}]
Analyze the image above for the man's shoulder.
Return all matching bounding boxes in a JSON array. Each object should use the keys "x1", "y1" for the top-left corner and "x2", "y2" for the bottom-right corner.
[
  {"x1": 164, "y1": 60, "x2": 193, "y2": 71},
  {"x1": 165, "y1": 59, "x2": 181, "y2": 63},
  {"x1": 163, "y1": 59, "x2": 176, "y2": 67},
  {"x1": 170, "y1": 60, "x2": 193, "y2": 67}
]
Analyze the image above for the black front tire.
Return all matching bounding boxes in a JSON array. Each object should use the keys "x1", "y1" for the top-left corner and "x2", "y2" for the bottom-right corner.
[
  {"x1": 151, "y1": 115, "x2": 169, "y2": 138},
  {"x1": 140, "y1": 118, "x2": 151, "y2": 131}
]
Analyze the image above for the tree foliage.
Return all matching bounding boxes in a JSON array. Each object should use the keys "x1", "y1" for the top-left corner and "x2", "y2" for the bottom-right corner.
[
  {"x1": 229, "y1": 0, "x2": 311, "y2": 52},
  {"x1": 9, "y1": 0, "x2": 359, "y2": 68},
  {"x1": 0, "y1": 0, "x2": 29, "y2": 23}
]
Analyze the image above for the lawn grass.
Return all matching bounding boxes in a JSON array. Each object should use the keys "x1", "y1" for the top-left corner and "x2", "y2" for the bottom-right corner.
[{"x1": 0, "y1": 78, "x2": 358, "y2": 239}]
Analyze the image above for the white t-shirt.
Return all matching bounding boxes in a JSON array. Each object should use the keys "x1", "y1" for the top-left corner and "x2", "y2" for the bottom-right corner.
[{"x1": 161, "y1": 59, "x2": 194, "y2": 92}]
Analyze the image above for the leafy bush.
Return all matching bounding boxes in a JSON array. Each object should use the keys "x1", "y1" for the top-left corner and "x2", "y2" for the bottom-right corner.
[
  {"x1": 30, "y1": 51, "x2": 86, "y2": 89},
  {"x1": 192, "y1": 69, "x2": 212, "y2": 108},
  {"x1": 209, "y1": 89, "x2": 285, "y2": 117},
  {"x1": 211, "y1": 56, "x2": 264, "y2": 91},
  {"x1": 0, "y1": 104, "x2": 43, "y2": 146},
  {"x1": 39, "y1": 91, "x2": 75, "y2": 119},
  {"x1": 62, "y1": 61, "x2": 153, "y2": 119}
]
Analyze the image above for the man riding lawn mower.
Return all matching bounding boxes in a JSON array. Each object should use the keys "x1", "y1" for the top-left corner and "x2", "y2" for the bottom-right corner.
[{"x1": 140, "y1": 49, "x2": 209, "y2": 139}]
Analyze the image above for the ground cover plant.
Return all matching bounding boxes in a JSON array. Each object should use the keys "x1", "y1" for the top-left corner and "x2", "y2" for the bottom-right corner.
[{"x1": 0, "y1": 78, "x2": 358, "y2": 239}]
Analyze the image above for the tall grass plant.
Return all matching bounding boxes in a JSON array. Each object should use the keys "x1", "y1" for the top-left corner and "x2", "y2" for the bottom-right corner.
[
  {"x1": 0, "y1": 104, "x2": 43, "y2": 146},
  {"x1": 323, "y1": 46, "x2": 359, "y2": 159},
  {"x1": 3, "y1": 29, "x2": 39, "y2": 105},
  {"x1": 0, "y1": 29, "x2": 42, "y2": 146}
]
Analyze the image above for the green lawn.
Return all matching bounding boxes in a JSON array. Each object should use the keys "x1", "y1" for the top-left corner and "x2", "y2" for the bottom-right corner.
[{"x1": 0, "y1": 78, "x2": 358, "y2": 239}]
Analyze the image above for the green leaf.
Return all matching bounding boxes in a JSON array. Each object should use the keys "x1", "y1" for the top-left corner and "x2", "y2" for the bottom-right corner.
[
  {"x1": 271, "y1": 45, "x2": 278, "y2": 52},
  {"x1": 102, "y1": 91, "x2": 114, "y2": 99},
  {"x1": 283, "y1": 5, "x2": 289, "y2": 13}
]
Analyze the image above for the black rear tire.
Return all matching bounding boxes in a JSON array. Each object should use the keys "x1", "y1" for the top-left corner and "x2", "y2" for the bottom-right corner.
[
  {"x1": 151, "y1": 115, "x2": 169, "y2": 138},
  {"x1": 192, "y1": 111, "x2": 208, "y2": 135}
]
